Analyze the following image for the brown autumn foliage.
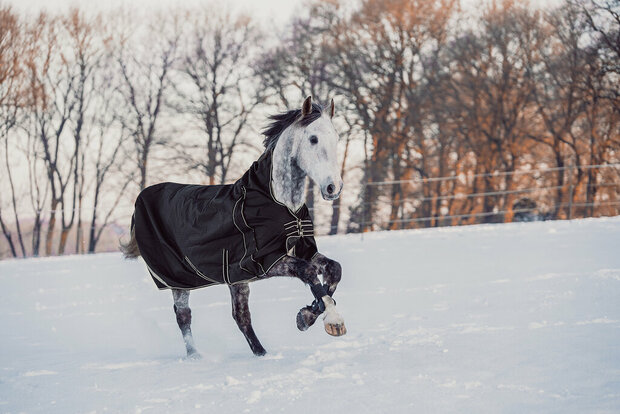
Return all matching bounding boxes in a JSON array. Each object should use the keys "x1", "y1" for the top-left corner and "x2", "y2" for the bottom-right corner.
[{"x1": 289, "y1": 0, "x2": 620, "y2": 231}]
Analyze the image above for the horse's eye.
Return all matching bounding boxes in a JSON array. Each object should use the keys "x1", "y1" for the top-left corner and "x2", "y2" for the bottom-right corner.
[{"x1": 309, "y1": 135, "x2": 318, "y2": 145}]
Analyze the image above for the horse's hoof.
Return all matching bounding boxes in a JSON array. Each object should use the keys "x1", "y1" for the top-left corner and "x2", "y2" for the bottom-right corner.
[
  {"x1": 324, "y1": 322, "x2": 347, "y2": 337},
  {"x1": 296, "y1": 309, "x2": 311, "y2": 331},
  {"x1": 296, "y1": 306, "x2": 320, "y2": 331},
  {"x1": 186, "y1": 350, "x2": 202, "y2": 360},
  {"x1": 321, "y1": 298, "x2": 346, "y2": 336},
  {"x1": 253, "y1": 348, "x2": 267, "y2": 357}
]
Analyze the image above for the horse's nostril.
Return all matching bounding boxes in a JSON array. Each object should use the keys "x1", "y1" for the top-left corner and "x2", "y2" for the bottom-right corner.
[{"x1": 327, "y1": 184, "x2": 335, "y2": 195}]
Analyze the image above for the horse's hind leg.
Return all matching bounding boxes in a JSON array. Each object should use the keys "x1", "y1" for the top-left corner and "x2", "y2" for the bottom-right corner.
[
  {"x1": 229, "y1": 283, "x2": 266, "y2": 356},
  {"x1": 172, "y1": 289, "x2": 200, "y2": 359}
]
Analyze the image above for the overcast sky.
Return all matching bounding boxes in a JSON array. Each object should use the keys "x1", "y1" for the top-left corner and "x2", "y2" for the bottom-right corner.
[
  {"x1": 6, "y1": 0, "x2": 562, "y2": 22},
  {"x1": 5, "y1": 0, "x2": 302, "y2": 22}
]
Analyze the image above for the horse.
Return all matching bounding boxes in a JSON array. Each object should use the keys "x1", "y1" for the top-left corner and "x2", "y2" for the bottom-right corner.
[{"x1": 120, "y1": 96, "x2": 346, "y2": 358}]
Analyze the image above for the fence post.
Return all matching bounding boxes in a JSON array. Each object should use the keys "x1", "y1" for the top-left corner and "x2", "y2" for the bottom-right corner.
[{"x1": 568, "y1": 163, "x2": 575, "y2": 220}]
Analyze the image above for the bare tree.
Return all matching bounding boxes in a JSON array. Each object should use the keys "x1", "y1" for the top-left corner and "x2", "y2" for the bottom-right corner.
[
  {"x1": 581, "y1": 0, "x2": 620, "y2": 78},
  {"x1": 24, "y1": 122, "x2": 49, "y2": 256},
  {"x1": 0, "y1": 6, "x2": 27, "y2": 257},
  {"x1": 86, "y1": 38, "x2": 134, "y2": 253},
  {"x1": 520, "y1": 3, "x2": 590, "y2": 218},
  {"x1": 258, "y1": 2, "x2": 353, "y2": 229},
  {"x1": 172, "y1": 10, "x2": 263, "y2": 185},
  {"x1": 325, "y1": 0, "x2": 458, "y2": 230},
  {"x1": 444, "y1": 1, "x2": 536, "y2": 222},
  {"x1": 22, "y1": 13, "x2": 83, "y2": 255},
  {"x1": 116, "y1": 11, "x2": 180, "y2": 191},
  {"x1": 55, "y1": 9, "x2": 105, "y2": 254}
]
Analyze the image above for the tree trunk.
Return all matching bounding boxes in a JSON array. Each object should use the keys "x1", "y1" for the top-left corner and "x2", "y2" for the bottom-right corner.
[
  {"x1": 5, "y1": 137, "x2": 26, "y2": 257},
  {"x1": 76, "y1": 198, "x2": 83, "y2": 254},
  {"x1": 32, "y1": 213, "x2": 42, "y2": 257},
  {"x1": 585, "y1": 167, "x2": 597, "y2": 217},
  {"x1": 388, "y1": 183, "x2": 402, "y2": 230},
  {"x1": 481, "y1": 176, "x2": 495, "y2": 224},
  {"x1": 88, "y1": 195, "x2": 99, "y2": 254},
  {"x1": 330, "y1": 134, "x2": 351, "y2": 235},
  {"x1": 460, "y1": 163, "x2": 483, "y2": 225},
  {"x1": 0, "y1": 214, "x2": 17, "y2": 258},
  {"x1": 58, "y1": 227, "x2": 70, "y2": 255},
  {"x1": 139, "y1": 154, "x2": 148, "y2": 191},
  {"x1": 45, "y1": 199, "x2": 59, "y2": 256},
  {"x1": 553, "y1": 151, "x2": 565, "y2": 219},
  {"x1": 329, "y1": 197, "x2": 341, "y2": 235},
  {"x1": 88, "y1": 213, "x2": 97, "y2": 253},
  {"x1": 433, "y1": 144, "x2": 446, "y2": 228},
  {"x1": 421, "y1": 182, "x2": 433, "y2": 228},
  {"x1": 502, "y1": 160, "x2": 516, "y2": 223}
]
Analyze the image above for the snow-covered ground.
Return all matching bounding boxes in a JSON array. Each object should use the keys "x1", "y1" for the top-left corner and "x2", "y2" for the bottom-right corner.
[{"x1": 1, "y1": 218, "x2": 619, "y2": 413}]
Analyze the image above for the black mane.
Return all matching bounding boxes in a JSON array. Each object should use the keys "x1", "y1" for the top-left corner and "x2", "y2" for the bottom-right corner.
[{"x1": 262, "y1": 102, "x2": 324, "y2": 150}]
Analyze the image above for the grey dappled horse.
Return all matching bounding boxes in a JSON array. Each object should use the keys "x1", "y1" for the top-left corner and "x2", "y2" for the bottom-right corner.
[{"x1": 121, "y1": 96, "x2": 346, "y2": 358}]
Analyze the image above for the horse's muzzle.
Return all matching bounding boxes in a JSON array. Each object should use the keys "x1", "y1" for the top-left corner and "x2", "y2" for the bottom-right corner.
[{"x1": 321, "y1": 181, "x2": 343, "y2": 201}]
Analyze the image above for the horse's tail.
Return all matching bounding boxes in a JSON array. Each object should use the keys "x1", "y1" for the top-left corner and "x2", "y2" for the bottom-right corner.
[{"x1": 119, "y1": 214, "x2": 141, "y2": 259}]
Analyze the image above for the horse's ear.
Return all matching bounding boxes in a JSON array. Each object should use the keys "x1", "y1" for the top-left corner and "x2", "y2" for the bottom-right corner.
[
  {"x1": 329, "y1": 98, "x2": 335, "y2": 118},
  {"x1": 301, "y1": 96, "x2": 312, "y2": 116}
]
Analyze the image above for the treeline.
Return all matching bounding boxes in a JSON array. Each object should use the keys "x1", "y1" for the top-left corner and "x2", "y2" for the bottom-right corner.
[{"x1": 0, "y1": 0, "x2": 618, "y2": 258}]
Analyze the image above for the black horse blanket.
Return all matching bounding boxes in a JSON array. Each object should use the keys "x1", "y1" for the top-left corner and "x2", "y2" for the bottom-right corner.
[{"x1": 132, "y1": 150, "x2": 318, "y2": 290}]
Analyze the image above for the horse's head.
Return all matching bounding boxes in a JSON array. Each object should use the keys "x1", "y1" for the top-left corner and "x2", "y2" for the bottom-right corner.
[
  {"x1": 292, "y1": 96, "x2": 343, "y2": 201},
  {"x1": 266, "y1": 96, "x2": 344, "y2": 211}
]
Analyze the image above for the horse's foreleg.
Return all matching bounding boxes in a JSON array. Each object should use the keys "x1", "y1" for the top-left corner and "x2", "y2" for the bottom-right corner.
[
  {"x1": 266, "y1": 256, "x2": 346, "y2": 336},
  {"x1": 229, "y1": 283, "x2": 267, "y2": 356},
  {"x1": 292, "y1": 253, "x2": 345, "y2": 333},
  {"x1": 311, "y1": 253, "x2": 342, "y2": 296},
  {"x1": 172, "y1": 289, "x2": 200, "y2": 359}
]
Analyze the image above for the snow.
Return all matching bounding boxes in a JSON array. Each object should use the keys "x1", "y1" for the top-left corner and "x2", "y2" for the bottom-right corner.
[{"x1": 1, "y1": 217, "x2": 619, "y2": 413}]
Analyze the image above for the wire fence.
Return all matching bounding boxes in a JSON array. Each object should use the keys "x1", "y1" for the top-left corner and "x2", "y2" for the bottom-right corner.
[{"x1": 310, "y1": 162, "x2": 620, "y2": 236}]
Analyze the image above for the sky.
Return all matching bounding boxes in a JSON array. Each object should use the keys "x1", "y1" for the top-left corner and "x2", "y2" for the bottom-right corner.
[
  {"x1": 4, "y1": 0, "x2": 303, "y2": 22},
  {"x1": 5, "y1": 0, "x2": 564, "y2": 22}
]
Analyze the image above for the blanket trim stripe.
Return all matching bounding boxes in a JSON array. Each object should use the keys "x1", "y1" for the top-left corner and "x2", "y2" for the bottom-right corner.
[
  {"x1": 147, "y1": 263, "x2": 172, "y2": 289},
  {"x1": 239, "y1": 186, "x2": 267, "y2": 275},
  {"x1": 184, "y1": 255, "x2": 220, "y2": 285},
  {"x1": 231, "y1": 193, "x2": 252, "y2": 275},
  {"x1": 231, "y1": 186, "x2": 267, "y2": 277}
]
